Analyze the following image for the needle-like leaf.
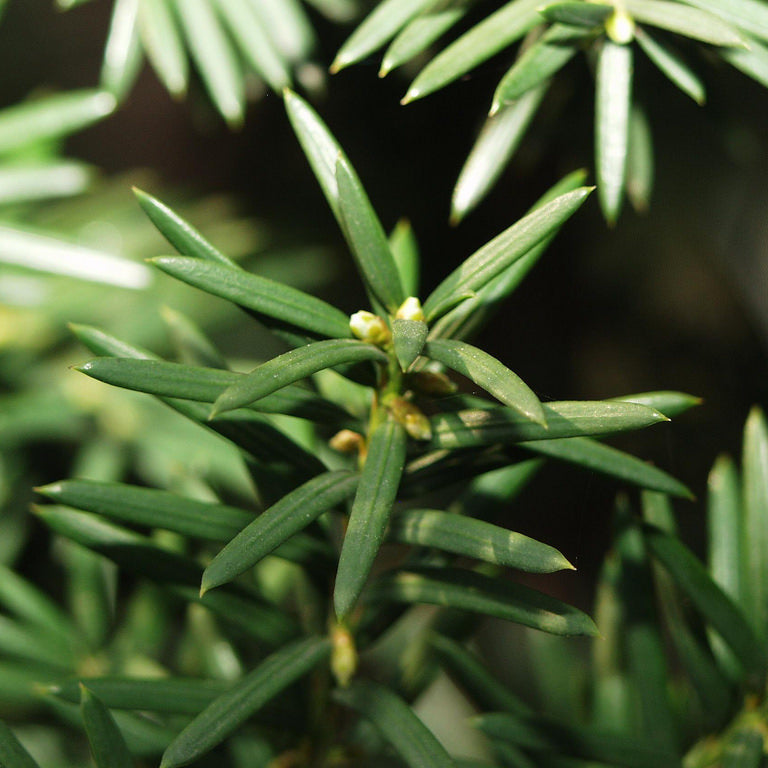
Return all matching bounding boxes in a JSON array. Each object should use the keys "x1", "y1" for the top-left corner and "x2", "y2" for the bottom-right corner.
[
  {"x1": 160, "y1": 637, "x2": 331, "y2": 768},
  {"x1": 333, "y1": 681, "x2": 456, "y2": 768},
  {"x1": 335, "y1": 417, "x2": 407, "y2": 619},
  {"x1": 137, "y1": 0, "x2": 188, "y2": 95},
  {"x1": 0, "y1": 720, "x2": 41, "y2": 768},
  {"x1": 636, "y1": 28, "x2": 706, "y2": 104},
  {"x1": 80, "y1": 685, "x2": 134, "y2": 768}
]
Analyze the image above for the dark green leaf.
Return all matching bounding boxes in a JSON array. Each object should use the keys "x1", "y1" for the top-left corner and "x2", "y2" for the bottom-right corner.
[
  {"x1": 707, "y1": 454, "x2": 743, "y2": 603},
  {"x1": 643, "y1": 523, "x2": 767, "y2": 686},
  {"x1": 625, "y1": 104, "x2": 655, "y2": 213},
  {"x1": 77, "y1": 357, "x2": 357, "y2": 426},
  {"x1": 636, "y1": 28, "x2": 706, "y2": 104},
  {"x1": 475, "y1": 711, "x2": 679, "y2": 768},
  {"x1": 595, "y1": 39, "x2": 633, "y2": 224},
  {"x1": 133, "y1": 189, "x2": 237, "y2": 267},
  {"x1": 80, "y1": 685, "x2": 134, "y2": 768},
  {"x1": 332, "y1": 0, "x2": 437, "y2": 72},
  {"x1": 430, "y1": 400, "x2": 667, "y2": 450},
  {"x1": 368, "y1": 567, "x2": 598, "y2": 635},
  {"x1": 491, "y1": 25, "x2": 584, "y2": 112},
  {"x1": 201, "y1": 470, "x2": 358, "y2": 593},
  {"x1": 626, "y1": 0, "x2": 747, "y2": 45},
  {"x1": 389, "y1": 508, "x2": 573, "y2": 571},
  {"x1": 48, "y1": 678, "x2": 229, "y2": 715},
  {"x1": 335, "y1": 418, "x2": 407, "y2": 618},
  {"x1": 160, "y1": 637, "x2": 331, "y2": 768},
  {"x1": 538, "y1": 1, "x2": 613, "y2": 26},
  {"x1": 429, "y1": 633, "x2": 531, "y2": 714},
  {"x1": 425, "y1": 338, "x2": 545, "y2": 424},
  {"x1": 333, "y1": 680, "x2": 455, "y2": 768},
  {"x1": 521, "y1": 436, "x2": 693, "y2": 497},
  {"x1": 402, "y1": 0, "x2": 543, "y2": 102},
  {"x1": 36, "y1": 479, "x2": 254, "y2": 542},
  {"x1": 423, "y1": 187, "x2": 593, "y2": 319},
  {"x1": 161, "y1": 306, "x2": 229, "y2": 369},
  {"x1": 212, "y1": 339, "x2": 387, "y2": 416},
  {"x1": 393, "y1": 318, "x2": 428, "y2": 370},
  {"x1": 336, "y1": 157, "x2": 406, "y2": 311},
  {"x1": 0, "y1": 720, "x2": 41, "y2": 768}
]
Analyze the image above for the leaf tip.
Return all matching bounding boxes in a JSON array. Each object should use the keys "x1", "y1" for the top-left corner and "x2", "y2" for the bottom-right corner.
[{"x1": 34, "y1": 482, "x2": 60, "y2": 497}]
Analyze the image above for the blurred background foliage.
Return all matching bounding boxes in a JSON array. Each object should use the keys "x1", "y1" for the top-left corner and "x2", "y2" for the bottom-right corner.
[{"x1": 1, "y1": 0, "x2": 768, "y2": 763}]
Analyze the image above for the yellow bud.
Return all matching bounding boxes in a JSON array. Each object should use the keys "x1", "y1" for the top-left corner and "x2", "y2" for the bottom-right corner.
[
  {"x1": 605, "y1": 9, "x2": 635, "y2": 44},
  {"x1": 395, "y1": 296, "x2": 425, "y2": 322},
  {"x1": 329, "y1": 429, "x2": 364, "y2": 454},
  {"x1": 384, "y1": 395, "x2": 432, "y2": 441},
  {"x1": 349, "y1": 310, "x2": 391, "y2": 346},
  {"x1": 331, "y1": 624, "x2": 357, "y2": 687}
]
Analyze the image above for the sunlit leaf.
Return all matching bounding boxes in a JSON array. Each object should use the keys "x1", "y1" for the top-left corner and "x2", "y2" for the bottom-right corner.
[
  {"x1": 137, "y1": 0, "x2": 188, "y2": 95},
  {"x1": 101, "y1": 0, "x2": 143, "y2": 99},
  {"x1": 636, "y1": 28, "x2": 706, "y2": 104}
]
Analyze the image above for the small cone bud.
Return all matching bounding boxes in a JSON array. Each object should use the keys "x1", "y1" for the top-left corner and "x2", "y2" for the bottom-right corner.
[
  {"x1": 406, "y1": 370, "x2": 458, "y2": 396},
  {"x1": 606, "y1": 9, "x2": 635, "y2": 43},
  {"x1": 329, "y1": 429, "x2": 364, "y2": 454},
  {"x1": 349, "y1": 310, "x2": 391, "y2": 346},
  {"x1": 384, "y1": 395, "x2": 432, "y2": 441},
  {"x1": 396, "y1": 296, "x2": 425, "y2": 322},
  {"x1": 331, "y1": 624, "x2": 357, "y2": 687}
]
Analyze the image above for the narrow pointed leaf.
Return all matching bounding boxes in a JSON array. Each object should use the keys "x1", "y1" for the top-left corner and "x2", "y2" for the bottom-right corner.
[
  {"x1": 212, "y1": 339, "x2": 386, "y2": 416},
  {"x1": 402, "y1": 0, "x2": 543, "y2": 102},
  {"x1": 611, "y1": 390, "x2": 701, "y2": 417},
  {"x1": 741, "y1": 406, "x2": 768, "y2": 639},
  {"x1": 707, "y1": 455, "x2": 742, "y2": 602},
  {"x1": 246, "y1": 0, "x2": 315, "y2": 63},
  {"x1": 538, "y1": 1, "x2": 613, "y2": 26},
  {"x1": 625, "y1": 104, "x2": 655, "y2": 213},
  {"x1": 430, "y1": 400, "x2": 667, "y2": 450},
  {"x1": 389, "y1": 219, "x2": 420, "y2": 297},
  {"x1": 492, "y1": 26, "x2": 583, "y2": 112},
  {"x1": 160, "y1": 637, "x2": 331, "y2": 768},
  {"x1": 452, "y1": 84, "x2": 547, "y2": 224},
  {"x1": 0, "y1": 161, "x2": 93, "y2": 205},
  {"x1": 137, "y1": 0, "x2": 188, "y2": 95},
  {"x1": 76, "y1": 358, "x2": 356, "y2": 426},
  {"x1": 161, "y1": 306, "x2": 229, "y2": 369},
  {"x1": 425, "y1": 338, "x2": 545, "y2": 424},
  {"x1": 393, "y1": 318, "x2": 428, "y2": 370},
  {"x1": 333, "y1": 681, "x2": 455, "y2": 768},
  {"x1": 521, "y1": 436, "x2": 693, "y2": 497},
  {"x1": 636, "y1": 28, "x2": 706, "y2": 104},
  {"x1": 476, "y1": 712, "x2": 678, "y2": 768},
  {"x1": 335, "y1": 418, "x2": 407, "y2": 619},
  {"x1": 212, "y1": 0, "x2": 292, "y2": 92},
  {"x1": 595, "y1": 39, "x2": 632, "y2": 224},
  {"x1": 626, "y1": 0, "x2": 747, "y2": 45},
  {"x1": 721, "y1": 33, "x2": 768, "y2": 86},
  {"x1": 0, "y1": 563, "x2": 77, "y2": 644},
  {"x1": 80, "y1": 686, "x2": 134, "y2": 768},
  {"x1": 368, "y1": 567, "x2": 598, "y2": 635},
  {"x1": 389, "y1": 508, "x2": 573, "y2": 572},
  {"x1": 0, "y1": 615, "x2": 74, "y2": 669},
  {"x1": 0, "y1": 720, "x2": 41, "y2": 768},
  {"x1": 682, "y1": 0, "x2": 768, "y2": 41},
  {"x1": 36, "y1": 479, "x2": 254, "y2": 542},
  {"x1": 443, "y1": 170, "x2": 588, "y2": 334},
  {"x1": 134, "y1": 189, "x2": 237, "y2": 267},
  {"x1": 424, "y1": 187, "x2": 593, "y2": 319},
  {"x1": 152, "y1": 253, "x2": 355, "y2": 340},
  {"x1": 174, "y1": 0, "x2": 244, "y2": 126},
  {"x1": 336, "y1": 157, "x2": 405, "y2": 310},
  {"x1": 49, "y1": 678, "x2": 229, "y2": 715},
  {"x1": 429, "y1": 633, "x2": 531, "y2": 714},
  {"x1": 643, "y1": 523, "x2": 767, "y2": 686},
  {"x1": 381, "y1": 0, "x2": 474, "y2": 76},
  {"x1": 202, "y1": 471, "x2": 358, "y2": 593},
  {"x1": 101, "y1": 0, "x2": 143, "y2": 99},
  {"x1": 332, "y1": 0, "x2": 437, "y2": 72},
  {"x1": 0, "y1": 89, "x2": 115, "y2": 156}
]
